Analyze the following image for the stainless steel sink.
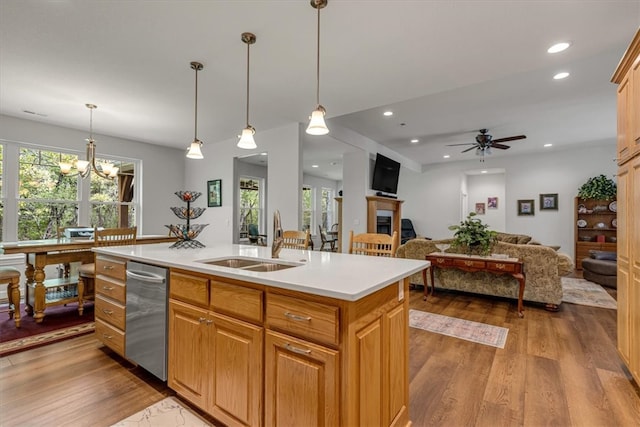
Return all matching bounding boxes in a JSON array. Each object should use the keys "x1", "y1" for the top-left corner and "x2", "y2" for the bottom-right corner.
[{"x1": 197, "y1": 257, "x2": 302, "y2": 272}]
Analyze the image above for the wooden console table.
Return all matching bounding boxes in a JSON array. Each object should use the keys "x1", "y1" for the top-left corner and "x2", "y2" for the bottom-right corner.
[{"x1": 422, "y1": 252, "x2": 526, "y2": 317}]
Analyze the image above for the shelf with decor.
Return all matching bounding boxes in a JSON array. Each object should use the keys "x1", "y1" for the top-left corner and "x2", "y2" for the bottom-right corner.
[{"x1": 574, "y1": 197, "x2": 617, "y2": 269}]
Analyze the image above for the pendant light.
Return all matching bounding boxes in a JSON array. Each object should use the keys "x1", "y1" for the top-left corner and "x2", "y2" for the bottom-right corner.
[
  {"x1": 306, "y1": 0, "x2": 329, "y2": 136},
  {"x1": 186, "y1": 61, "x2": 204, "y2": 159},
  {"x1": 238, "y1": 32, "x2": 257, "y2": 149},
  {"x1": 59, "y1": 103, "x2": 118, "y2": 179}
]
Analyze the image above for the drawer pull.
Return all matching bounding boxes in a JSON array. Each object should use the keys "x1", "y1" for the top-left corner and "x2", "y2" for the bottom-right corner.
[
  {"x1": 102, "y1": 309, "x2": 114, "y2": 316},
  {"x1": 198, "y1": 317, "x2": 207, "y2": 323},
  {"x1": 464, "y1": 261, "x2": 474, "y2": 266},
  {"x1": 495, "y1": 263, "x2": 506, "y2": 270},
  {"x1": 102, "y1": 286, "x2": 114, "y2": 291},
  {"x1": 206, "y1": 319, "x2": 213, "y2": 325},
  {"x1": 285, "y1": 343, "x2": 311, "y2": 355},
  {"x1": 102, "y1": 333, "x2": 113, "y2": 340},
  {"x1": 103, "y1": 265, "x2": 114, "y2": 270},
  {"x1": 284, "y1": 311, "x2": 312, "y2": 322}
]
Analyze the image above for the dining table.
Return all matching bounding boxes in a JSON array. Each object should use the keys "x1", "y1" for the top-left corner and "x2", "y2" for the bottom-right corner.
[{"x1": 1, "y1": 235, "x2": 177, "y2": 323}]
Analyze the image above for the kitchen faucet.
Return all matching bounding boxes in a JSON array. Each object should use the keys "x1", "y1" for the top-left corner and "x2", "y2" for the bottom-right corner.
[{"x1": 271, "y1": 209, "x2": 284, "y2": 258}]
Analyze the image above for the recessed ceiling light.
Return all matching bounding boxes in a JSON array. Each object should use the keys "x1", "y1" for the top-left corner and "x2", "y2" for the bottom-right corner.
[
  {"x1": 481, "y1": 170, "x2": 488, "y2": 174},
  {"x1": 260, "y1": 152, "x2": 267, "y2": 156},
  {"x1": 553, "y1": 72, "x2": 570, "y2": 80},
  {"x1": 547, "y1": 42, "x2": 571, "y2": 53},
  {"x1": 544, "y1": 143, "x2": 553, "y2": 147},
  {"x1": 443, "y1": 155, "x2": 450, "y2": 159},
  {"x1": 383, "y1": 111, "x2": 393, "y2": 116},
  {"x1": 410, "y1": 139, "x2": 419, "y2": 143},
  {"x1": 312, "y1": 164, "x2": 319, "y2": 168}
]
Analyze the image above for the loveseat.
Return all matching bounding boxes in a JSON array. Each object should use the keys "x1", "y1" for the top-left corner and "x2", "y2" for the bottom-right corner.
[{"x1": 396, "y1": 233, "x2": 573, "y2": 309}]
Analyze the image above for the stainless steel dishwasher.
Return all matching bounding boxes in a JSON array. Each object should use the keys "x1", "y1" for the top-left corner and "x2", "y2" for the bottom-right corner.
[{"x1": 125, "y1": 261, "x2": 169, "y2": 381}]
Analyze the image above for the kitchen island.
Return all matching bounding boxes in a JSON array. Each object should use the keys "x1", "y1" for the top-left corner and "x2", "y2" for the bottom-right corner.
[{"x1": 93, "y1": 242, "x2": 429, "y2": 427}]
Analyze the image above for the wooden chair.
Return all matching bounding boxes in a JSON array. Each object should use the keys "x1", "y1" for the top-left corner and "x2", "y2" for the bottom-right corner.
[
  {"x1": 282, "y1": 230, "x2": 311, "y2": 250},
  {"x1": 318, "y1": 225, "x2": 337, "y2": 252},
  {"x1": 1, "y1": 267, "x2": 22, "y2": 328},
  {"x1": 348, "y1": 231, "x2": 398, "y2": 257},
  {"x1": 77, "y1": 227, "x2": 137, "y2": 315}
]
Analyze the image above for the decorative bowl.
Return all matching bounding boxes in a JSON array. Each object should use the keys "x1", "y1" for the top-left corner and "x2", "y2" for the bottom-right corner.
[
  {"x1": 580, "y1": 236, "x2": 593, "y2": 241},
  {"x1": 577, "y1": 219, "x2": 587, "y2": 228},
  {"x1": 170, "y1": 206, "x2": 206, "y2": 220},
  {"x1": 595, "y1": 222, "x2": 607, "y2": 229},
  {"x1": 175, "y1": 191, "x2": 202, "y2": 202}
]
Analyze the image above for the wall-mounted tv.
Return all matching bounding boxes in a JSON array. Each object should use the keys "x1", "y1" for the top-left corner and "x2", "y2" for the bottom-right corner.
[{"x1": 371, "y1": 153, "x2": 401, "y2": 195}]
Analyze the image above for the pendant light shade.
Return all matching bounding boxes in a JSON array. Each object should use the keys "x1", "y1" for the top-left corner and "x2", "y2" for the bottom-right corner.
[
  {"x1": 238, "y1": 32, "x2": 257, "y2": 149},
  {"x1": 306, "y1": 0, "x2": 329, "y2": 136},
  {"x1": 186, "y1": 61, "x2": 204, "y2": 159}
]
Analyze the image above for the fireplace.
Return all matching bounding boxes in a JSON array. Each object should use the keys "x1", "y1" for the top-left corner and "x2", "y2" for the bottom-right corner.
[{"x1": 376, "y1": 216, "x2": 392, "y2": 235}]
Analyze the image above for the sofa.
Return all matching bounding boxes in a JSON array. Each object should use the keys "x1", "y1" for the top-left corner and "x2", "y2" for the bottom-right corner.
[
  {"x1": 396, "y1": 233, "x2": 574, "y2": 309},
  {"x1": 581, "y1": 250, "x2": 617, "y2": 289}
]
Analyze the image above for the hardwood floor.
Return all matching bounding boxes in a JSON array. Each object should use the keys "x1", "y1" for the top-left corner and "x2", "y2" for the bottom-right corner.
[{"x1": 1, "y1": 285, "x2": 639, "y2": 426}]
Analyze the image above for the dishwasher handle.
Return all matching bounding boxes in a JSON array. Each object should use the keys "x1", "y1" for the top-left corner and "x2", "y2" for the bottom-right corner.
[{"x1": 126, "y1": 269, "x2": 166, "y2": 284}]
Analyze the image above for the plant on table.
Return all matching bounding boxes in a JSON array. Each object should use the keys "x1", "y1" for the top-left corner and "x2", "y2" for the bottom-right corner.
[
  {"x1": 448, "y1": 211, "x2": 497, "y2": 255},
  {"x1": 577, "y1": 174, "x2": 617, "y2": 200}
]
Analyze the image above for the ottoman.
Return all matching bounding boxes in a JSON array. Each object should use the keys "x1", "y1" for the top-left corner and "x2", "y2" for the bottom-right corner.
[{"x1": 581, "y1": 250, "x2": 617, "y2": 289}]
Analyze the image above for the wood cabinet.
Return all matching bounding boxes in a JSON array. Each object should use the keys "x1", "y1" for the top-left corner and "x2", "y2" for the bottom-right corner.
[
  {"x1": 574, "y1": 197, "x2": 617, "y2": 269},
  {"x1": 94, "y1": 255, "x2": 128, "y2": 356},
  {"x1": 366, "y1": 196, "x2": 404, "y2": 236},
  {"x1": 168, "y1": 269, "x2": 411, "y2": 427},
  {"x1": 613, "y1": 29, "x2": 640, "y2": 386}
]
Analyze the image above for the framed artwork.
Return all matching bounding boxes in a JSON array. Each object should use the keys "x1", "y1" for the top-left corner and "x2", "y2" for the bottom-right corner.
[
  {"x1": 487, "y1": 197, "x2": 498, "y2": 209},
  {"x1": 540, "y1": 193, "x2": 558, "y2": 210},
  {"x1": 475, "y1": 203, "x2": 486, "y2": 215},
  {"x1": 517, "y1": 199, "x2": 535, "y2": 216},
  {"x1": 207, "y1": 179, "x2": 222, "y2": 207}
]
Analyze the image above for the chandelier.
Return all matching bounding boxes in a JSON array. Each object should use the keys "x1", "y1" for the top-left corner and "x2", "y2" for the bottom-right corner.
[{"x1": 59, "y1": 104, "x2": 118, "y2": 179}]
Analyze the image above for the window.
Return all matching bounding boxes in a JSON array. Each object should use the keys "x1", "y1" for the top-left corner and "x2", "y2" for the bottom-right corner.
[
  {"x1": 90, "y1": 161, "x2": 135, "y2": 229},
  {"x1": 302, "y1": 185, "x2": 313, "y2": 232},
  {"x1": 321, "y1": 187, "x2": 334, "y2": 229},
  {"x1": 18, "y1": 147, "x2": 79, "y2": 240},
  {"x1": 239, "y1": 177, "x2": 262, "y2": 240}
]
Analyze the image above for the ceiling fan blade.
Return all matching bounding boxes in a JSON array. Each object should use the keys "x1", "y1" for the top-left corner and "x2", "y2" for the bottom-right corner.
[
  {"x1": 447, "y1": 143, "x2": 476, "y2": 147},
  {"x1": 492, "y1": 135, "x2": 526, "y2": 143},
  {"x1": 491, "y1": 143, "x2": 511, "y2": 150},
  {"x1": 461, "y1": 146, "x2": 478, "y2": 153}
]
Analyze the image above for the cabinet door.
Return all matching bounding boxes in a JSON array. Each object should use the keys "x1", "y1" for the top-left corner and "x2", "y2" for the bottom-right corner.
[
  {"x1": 617, "y1": 164, "x2": 631, "y2": 363},
  {"x1": 632, "y1": 56, "x2": 640, "y2": 148},
  {"x1": 168, "y1": 299, "x2": 209, "y2": 408},
  {"x1": 265, "y1": 330, "x2": 339, "y2": 427},
  {"x1": 617, "y1": 74, "x2": 631, "y2": 162},
  {"x1": 209, "y1": 312, "x2": 263, "y2": 427}
]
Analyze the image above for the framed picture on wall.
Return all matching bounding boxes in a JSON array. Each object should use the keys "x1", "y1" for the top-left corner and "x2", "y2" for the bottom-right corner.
[
  {"x1": 540, "y1": 193, "x2": 558, "y2": 210},
  {"x1": 487, "y1": 197, "x2": 498, "y2": 209},
  {"x1": 517, "y1": 199, "x2": 535, "y2": 216},
  {"x1": 207, "y1": 179, "x2": 222, "y2": 207},
  {"x1": 475, "y1": 203, "x2": 486, "y2": 215}
]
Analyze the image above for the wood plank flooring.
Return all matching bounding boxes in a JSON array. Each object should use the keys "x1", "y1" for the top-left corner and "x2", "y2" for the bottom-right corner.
[{"x1": 1, "y1": 285, "x2": 639, "y2": 426}]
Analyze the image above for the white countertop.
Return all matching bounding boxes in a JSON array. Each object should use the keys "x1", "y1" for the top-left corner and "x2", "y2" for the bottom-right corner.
[{"x1": 93, "y1": 242, "x2": 429, "y2": 301}]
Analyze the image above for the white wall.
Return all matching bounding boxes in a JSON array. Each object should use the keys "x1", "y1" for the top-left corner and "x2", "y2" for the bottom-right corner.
[
  {"x1": 184, "y1": 123, "x2": 302, "y2": 246},
  {"x1": 341, "y1": 149, "x2": 369, "y2": 252},
  {"x1": 0, "y1": 114, "x2": 184, "y2": 237},
  {"x1": 399, "y1": 143, "x2": 617, "y2": 261},
  {"x1": 466, "y1": 172, "x2": 506, "y2": 231}
]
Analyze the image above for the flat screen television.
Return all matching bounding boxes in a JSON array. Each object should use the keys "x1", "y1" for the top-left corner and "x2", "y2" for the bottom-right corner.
[{"x1": 371, "y1": 153, "x2": 401, "y2": 195}]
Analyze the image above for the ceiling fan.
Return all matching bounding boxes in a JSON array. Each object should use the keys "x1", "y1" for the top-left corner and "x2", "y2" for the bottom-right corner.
[{"x1": 447, "y1": 129, "x2": 526, "y2": 161}]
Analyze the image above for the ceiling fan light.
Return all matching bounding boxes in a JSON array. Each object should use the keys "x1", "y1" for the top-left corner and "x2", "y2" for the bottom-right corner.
[
  {"x1": 237, "y1": 126, "x2": 257, "y2": 149},
  {"x1": 485, "y1": 147, "x2": 492, "y2": 155},
  {"x1": 186, "y1": 140, "x2": 204, "y2": 159},
  {"x1": 306, "y1": 106, "x2": 329, "y2": 135}
]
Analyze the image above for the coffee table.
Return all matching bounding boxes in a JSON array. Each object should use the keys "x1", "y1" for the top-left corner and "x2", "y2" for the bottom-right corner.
[{"x1": 422, "y1": 252, "x2": 526, "y2": 317}]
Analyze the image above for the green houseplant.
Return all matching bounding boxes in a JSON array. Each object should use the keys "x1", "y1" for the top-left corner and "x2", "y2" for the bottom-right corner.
[
  {"x1": 448, "y1": 212, "x2": 497, "y2": 255},
  {"x1": 577, "y1": 174, "x2": 617, "y2": 200}
]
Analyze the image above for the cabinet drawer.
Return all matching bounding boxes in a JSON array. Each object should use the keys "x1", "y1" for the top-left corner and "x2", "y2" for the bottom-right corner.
[
  {"x1": 453, "y1": 259, "x2": 486, "y2": 269},
  {"x1": 96, "y1": 318, "x2": 126, "y2": 356},
  {"x1": 211, "y1": 280, "x2": 263, "y2": 323},
  {"x1": 96, "y1": 256, "x2": 126, "y2": 281},
  {"x1": 96, "y1": 276, "x2": 126, "y2": 304},
  {"x1": 429, "y1": 257, "x2": 455, "y2": 267},
  {"x1": 170, "y1": 272, "x2": 209, "y2": 308},
  {"x1": 486, "y1": 261, "x2": 519, "y2": 273},
  {"x1": 95, "y1": 294, "x2": 126, "y2": 330},
  {"x1": 267, "y1": 293, "x2": 339, "y2": 346}
]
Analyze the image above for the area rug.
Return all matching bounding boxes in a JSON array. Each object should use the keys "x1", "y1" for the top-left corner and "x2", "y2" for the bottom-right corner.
[
  {"x1": 409, "y1": 309, "x2": 508, "y2": 349},
  {"x1": 561, "y1": 277, "x2": 617, "y2": 310},
  {"x1": 0, "y1": 303, "x2": 95, "y2": 356},
  {"x1": 111, "y1": 396, "x2": 212, "y2": 427}
]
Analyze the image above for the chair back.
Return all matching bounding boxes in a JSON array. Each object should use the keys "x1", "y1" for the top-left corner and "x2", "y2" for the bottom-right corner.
[
  {"x1": 282, "y1": 230, "x2": 310, "y2": 250},
  {"x1": 401, "y1": 218, "x2": 417, "y2": 244},
  {"x1": 319, "y1": 225, "x2": 329, "y2": 244},
  {"x1": 248, "y1": 223, "x2": 259, "y2": 237},
  {"x1": 348, "y1": 231, "x2": 398, "y2": 257},
  {"x1": 94, "y1": 227, "x2": 137, "y2": 247}
]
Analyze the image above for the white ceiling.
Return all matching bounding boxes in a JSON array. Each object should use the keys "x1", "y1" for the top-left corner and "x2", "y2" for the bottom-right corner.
[{"x1": 1, "y1": 1, "x2": 638, "y2": 181}]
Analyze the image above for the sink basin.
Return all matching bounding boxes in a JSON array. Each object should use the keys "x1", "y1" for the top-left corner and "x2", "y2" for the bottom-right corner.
[{"x1": 197, "y1": 257, "x2": 302, "y2": 272}]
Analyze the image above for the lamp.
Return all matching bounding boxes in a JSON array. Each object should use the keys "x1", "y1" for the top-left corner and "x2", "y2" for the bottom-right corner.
[
  {"x1": 306, "y1": 0, "x2": 329, "y2": 136},
  {"x1": 238, "y1": 32, "x2": 257, "y2": 149},
  {"x1": 59, "y1": 104, "x2": 118, "y2": 179},
  {"x1": 186, "y1": 61, "x2": 205, "y2": 159}
]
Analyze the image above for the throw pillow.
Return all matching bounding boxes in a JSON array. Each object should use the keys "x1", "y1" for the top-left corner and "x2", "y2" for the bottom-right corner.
[{"x1": 589, "y1": 250, "x2": 617, "y2": 261}]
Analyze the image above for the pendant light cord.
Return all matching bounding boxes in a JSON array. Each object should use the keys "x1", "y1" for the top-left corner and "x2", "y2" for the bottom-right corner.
[
  {"x1": 315, "y1": 3, "x2": 321, "y2": 106},
  {"x1": 246, "y1": 40, "x2": 250, "y2": 127},
  {"x1": 194, "y1": 66, "x2": 198, "y2": 141}
]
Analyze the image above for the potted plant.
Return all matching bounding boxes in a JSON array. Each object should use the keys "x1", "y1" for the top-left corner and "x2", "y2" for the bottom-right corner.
[
  {"x1": 448, "y1": 211, "x2": 497, "y2": 255},
  {"x1": 577, "y1": 174, "x2": 617, "y2": 200}
]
